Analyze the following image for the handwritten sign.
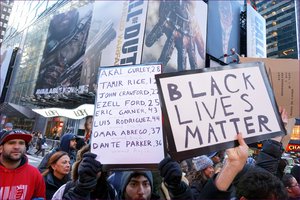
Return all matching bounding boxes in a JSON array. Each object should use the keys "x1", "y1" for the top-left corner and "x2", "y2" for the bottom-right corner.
[
  {"x1": 155, "y1": 62, "x2": 285, "y2": 160},
  {"x1": 91, "y1": 64, "x2": 164, "y2": 168}
]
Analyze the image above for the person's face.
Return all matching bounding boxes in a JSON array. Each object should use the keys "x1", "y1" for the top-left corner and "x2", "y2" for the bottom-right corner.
[
  {"x1": 287, "y1": 177, "x2": 300, "y2": 198},
  {"x1": 211, "y1": 155, "x2": 221, "y2": 164},
  {"x1": 124, "y1": 175, "x2": 152, "y2": 200},
  {"x1": 69, "y1": 139, "x2": 77, "y2": 150},
  {"x1": 180, "y1": 160, "x2": 189, "y2": 173},
  {"x1": 5, "y1": 127, "x2": 12, "y2": 131},
  {"x1": 203, "y1": 165, "x2": 214, "y2": 178},
  {"x1": 85, "y1": 117, "x2": 93, "y2": 131},
  {"x1": 51, "y1": 155, "x2": 70, "y2": 176},
  {"x1": 0, "y1": 139, "x2": 26, "y2": 162}
]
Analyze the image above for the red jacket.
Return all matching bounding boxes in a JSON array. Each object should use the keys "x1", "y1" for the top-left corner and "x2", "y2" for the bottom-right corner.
[{"x1": 0, "y1": 156, "x2": 46, "y2": 200}]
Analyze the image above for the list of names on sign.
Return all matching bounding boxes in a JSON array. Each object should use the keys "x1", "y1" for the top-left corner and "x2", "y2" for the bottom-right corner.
[{"x1": 91, "y1": 64, "x2": 164, "y2": 165}]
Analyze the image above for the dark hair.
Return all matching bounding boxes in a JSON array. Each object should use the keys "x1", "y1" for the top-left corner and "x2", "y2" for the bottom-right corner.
[
  {"x1": 235, "y1": 167, "x2": 288, "y2": 200},
  {"x1": 42, "y1": 151, "x2": 69, "y2": 176},
  {"x1": 282, "y1": 174, "x2": 294, "y2": 188}
]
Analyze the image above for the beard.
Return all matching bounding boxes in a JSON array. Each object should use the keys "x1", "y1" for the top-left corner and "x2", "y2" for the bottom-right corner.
[{"x1": 2, "y1": 151, "x2": 24, "y2": 163}]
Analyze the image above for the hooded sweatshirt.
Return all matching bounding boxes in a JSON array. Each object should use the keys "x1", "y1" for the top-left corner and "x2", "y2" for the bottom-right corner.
[
  {"x1": 0, "y1": 155, "x2": 46, "y2": 200},
  {"x1": 38, "y1": 134, "x2": 77, "y2": 173}
]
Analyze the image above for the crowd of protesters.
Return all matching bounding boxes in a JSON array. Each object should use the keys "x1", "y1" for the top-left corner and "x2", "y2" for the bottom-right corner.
[{"x1": 0, "y1": 106, "x2": 299, "y2": 200}]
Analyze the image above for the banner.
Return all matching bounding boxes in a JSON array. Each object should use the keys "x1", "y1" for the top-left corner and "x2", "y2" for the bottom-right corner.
[
  {"x1": 155, "y1": 62, "x2": 286, "y2": 161},
  {"x1": 143, "y1": 1, "x2": 207, "y2": 72},
  {"x1": 80, "y1": 1, "x2": 148, "y2": 92},
  {"x1": 207, "y1": 0, "x2": 243, "y2": 64},
  {"x1": 247, "y1": 4, "x2": 267, "y2": 58},
  {"x1": 0, "y1": 48, "x2": 14, "y2": 97},
  {"x1": 35, "y1": 4, "x2": 93, "y2": 95},
  {"x1": 91, "y1": 64, "x2": 164, "y2": 169},
  {"x1": 32, "y1": 104, "x2": 94, "y2": 119}
]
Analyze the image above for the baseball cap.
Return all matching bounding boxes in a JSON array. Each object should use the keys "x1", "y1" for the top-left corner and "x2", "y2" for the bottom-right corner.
[{"x1": 0, "y1": 129, "x2": 32, "y2": 145}]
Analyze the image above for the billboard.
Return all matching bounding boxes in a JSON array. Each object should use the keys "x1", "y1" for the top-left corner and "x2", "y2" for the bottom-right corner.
[
  {"x1": 35, "y1": 3, "x2": 93, "y2": 96},
  {"x1": 246, "y1": 4, "x2": 267, "y2": 58},
  {"x1": 207, "y1": 0, "x2": 243, "y2": 64},
  {"x1": 142, "y1": 0, "x2": 207, "y2": 72},
  {"x1": 80, "y1": 1, "x2": 148, "y2": 92}
]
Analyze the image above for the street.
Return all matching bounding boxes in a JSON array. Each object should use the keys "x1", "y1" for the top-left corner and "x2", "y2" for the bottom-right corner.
[{"x1": 27, "y1": 154, "x2": 43, "y2": 168}]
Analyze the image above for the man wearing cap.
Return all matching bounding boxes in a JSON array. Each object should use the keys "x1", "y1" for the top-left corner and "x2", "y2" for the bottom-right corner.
[
  {"x1": 0, "y1": 129, "x2": 46, "y2": 200},
  {"x1": 38, "y1": 133, "x2": 78, "y2": 173}
]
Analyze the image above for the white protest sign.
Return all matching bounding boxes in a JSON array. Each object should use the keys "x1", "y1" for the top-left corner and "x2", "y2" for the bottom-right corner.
[
  {"x1": 156, "y1": 62, "x2": 285, "y2": 160},
  {"x1": 91, "y1": 64, "x2": 164, "y2": 168}
]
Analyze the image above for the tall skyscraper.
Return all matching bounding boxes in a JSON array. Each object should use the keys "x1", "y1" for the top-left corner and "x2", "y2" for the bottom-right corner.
[
  {"x1": 256, "y1": 0, "x2": 298, "y2": 59},
  {"x1": 0, "y1": 0, "x2": 13, "y2": 46}
]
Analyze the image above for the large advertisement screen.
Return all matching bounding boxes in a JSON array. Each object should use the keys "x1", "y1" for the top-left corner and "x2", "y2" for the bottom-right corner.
[
  {"x1": 207, "y1": 0, "x2": 243, "y2": 64},
  {"x1": 246, "y1": 4, "x2": 267, "y2": 58},
  {"x1": 35, "y1": 4, "x2": 93, "y2": 96},
  {"x1": 142, "y1": 0, "x2": 207, "y2": 72},
  {"x1": 79, "y1": 1, "x2": 148, "y2": 92}
]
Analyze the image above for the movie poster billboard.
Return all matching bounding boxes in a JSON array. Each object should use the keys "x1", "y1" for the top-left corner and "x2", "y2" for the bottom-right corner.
[
  {"x1": 247, "y1": 4, "x2": 267, "y2": 58},
  {"x1": 207, "y1": 0, "x2": 243, "y2": 64},
  {"x1": 35, "y1": 3, "x2": 93, "y2": 96},
  {"x1": 142, "y1": 1, "x2": 207, "y2": 72},
  {"x1": 80, "y1": 1, "x2": 148, "y2": 92}
]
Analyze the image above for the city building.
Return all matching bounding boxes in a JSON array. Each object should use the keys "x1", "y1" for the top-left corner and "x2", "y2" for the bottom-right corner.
[
  {"x1": 256, "y1": 0, "x2": 298, "y2": 58},
  {"x1": 0, "y1": 0, "x2": 13, "y2": 46}
]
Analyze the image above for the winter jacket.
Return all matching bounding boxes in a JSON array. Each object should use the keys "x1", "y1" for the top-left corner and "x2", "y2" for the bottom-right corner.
[
  {"x1": 0, "y1": 155, "x2": 46, "y2": 200},
  {"x1": 44, "y1": 172, "x2": 69, "y2": 200},
  {"x1": 38, "y1": 134, "x2": 77, "y2": 173}
]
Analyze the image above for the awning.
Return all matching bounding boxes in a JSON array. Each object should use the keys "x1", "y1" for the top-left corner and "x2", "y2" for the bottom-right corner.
[
  {"x1": 32, "y1": 104, "x2": 94, "y2": 119},
  {"x1": 0, "y1": 102, "x2": 36, "y2": 118}
]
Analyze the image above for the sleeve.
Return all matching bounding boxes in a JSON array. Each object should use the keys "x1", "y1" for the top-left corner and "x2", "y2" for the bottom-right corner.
[
  {"x1": 166, "y1": 181, "x2": 194, "y2": 199},
  {"x1": 33, "y1": 170, "x2": 46, "y2": 199},
  {"x1": 38, "y1": 152, "x2": 53, "y2": 173},
  {"x1": 52, "y1": 184, "x2": 66, "y2": 200},
  {"x1": 199, "y1": 177, "x2": 232, "y2": 199},
  {"x1": 62, "y1": 180, "x2": 91, "y2": 200}
]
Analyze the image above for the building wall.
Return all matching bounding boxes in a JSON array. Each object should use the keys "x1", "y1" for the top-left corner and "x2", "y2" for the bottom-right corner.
[{"x1": 256, "y1": 0, "x2": 298, "y2": 58}]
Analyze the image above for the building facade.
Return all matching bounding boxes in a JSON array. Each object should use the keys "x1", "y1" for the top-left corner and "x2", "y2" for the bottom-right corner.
[
  {"x1": 0, "y1": 0, "x2": 13, "y2": 46},
  {"x1": 256, "y1": 0, "x2": 298, "y2": 58}
]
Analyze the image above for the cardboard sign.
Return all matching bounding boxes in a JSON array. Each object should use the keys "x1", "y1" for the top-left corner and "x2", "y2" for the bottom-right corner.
[
  {"x1": 240, "y1": 57, "x2": 299, "y2": 118},
  {"x1": 155, "y1": 62, "x2": 286, "y2": 160},
  {"x1": 91, "y1": 64, "x2": 164, "y2": 169}
]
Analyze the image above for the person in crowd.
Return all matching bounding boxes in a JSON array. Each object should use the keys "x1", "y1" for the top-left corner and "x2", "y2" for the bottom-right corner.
[
  {"x1": 41, "y1": 151, "x2": 71, "y2": 200},
  {"x1": 2, "y1": 122, "x2": 13, "y2": 131},
  {"x1": 84, "y1": 116, "x2": 93, "y2": 144},
  {"x1": 158, "y1": 133, "x2": 288, "y2": 199},
  {"x1": 0, "y1": 129, "x2": 46, "y2": 199},
  {"x1": 38, "y1": 133, "x2": 77, "y2": 173},
  {"x1": 189, "y1": 155, "x2": 215, "y2": 198},
  {"x1": 291, "y1": 165, "x2": 300, "y2": 184},
  {"x1": 282, "y1": 173, "x2": 300, "y2": 200},
  {"x1": 52, "y1": 144, "x2": 118, "y2": 200},
  {"x1": 35, "y1": 132, "x2": 46, "y2": 157},
  {"x1": 179, "y1": 159, "x2": 194, "y2": 184},
  {"x1": 75, "y1": 137, "x2": 86, "y2": 151},
  {"x1": 120, "y1": 171, "x2": 160, "y2": 200}
]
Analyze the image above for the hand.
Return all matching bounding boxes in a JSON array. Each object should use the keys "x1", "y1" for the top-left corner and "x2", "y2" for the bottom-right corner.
[
  {"x1": 225, "y1": 133, "x2": 249, "y2": 171},
  {"x1": 158, "y1": 156, "x2": 182, "y2": 186},
  {"x1": 215, "y1": 133, "x2": 249, "y2": 191},
  {"x1": 77, "y1": 152, "x2": 102, "y2": 190}
]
